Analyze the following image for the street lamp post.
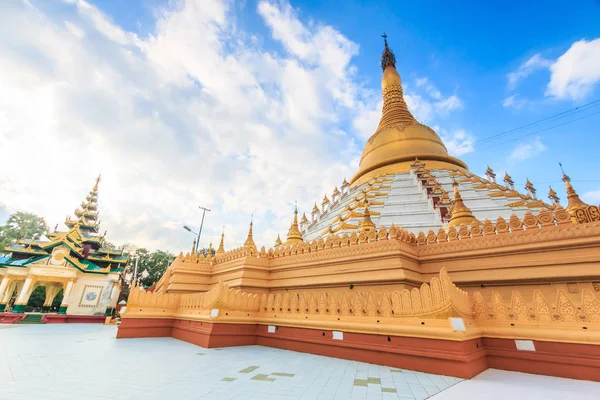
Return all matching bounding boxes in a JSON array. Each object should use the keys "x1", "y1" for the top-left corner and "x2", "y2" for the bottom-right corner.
[
  {"x1": 132, "y1": 254, "x2": 139, "y2": 286},
  {"x1": 183, "y1": 206, "x2": 211, "y2": 256}
]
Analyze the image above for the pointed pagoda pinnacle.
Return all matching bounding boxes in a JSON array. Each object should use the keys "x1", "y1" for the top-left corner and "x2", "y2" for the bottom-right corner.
[
  {"x1": 93, "y1": 174, "x2": 101, "y2": 192},
  {"x1": 192, "y1": 239, "x2": 197, "y2": 255},
  {"x1": 362, "y1": 200, "x2": 376, "y2": 231},
  {"x1": 208, "y1": 239, "x2": 214, "y2": 255},
  {"x1": 447, "y1": 180, "x2": 479, "y2": 228},
  {"x1": 243, "y1": 220, "x2": 257, "y2": 250},
  {"x1": 300, "y1": 212, "x2": 308, "y2": 224},
  {"x1": 274, "y1": 234, "x2": 282, "y2": 247},
  {"x1": 504, "y1": 172, "x2": 514, "y2": 190},
  {"x1": 284, "y1": 206, "x2": 304, "y2": 245},
  {"x1": 525, "y1": 178, "x2": 537, "y2": 199},
  {"x1": 312, "y1": 203, "x2": 320, "y2": 214},
  {"x1": 352, "y1": 35, "x2": 466, "y2": 185},
  {"x1": 548, "y1": 186, "x2": 560, "y2": 205},
  {"x1": 216, "y1": 231, "x2": 225, "y2": 254},
  {"x1": 563, "y1": 172, "x2": 588, "y2": 212}
]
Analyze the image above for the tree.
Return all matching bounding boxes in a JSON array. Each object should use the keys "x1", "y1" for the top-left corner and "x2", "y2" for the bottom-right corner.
[
  {"x1": 0, "y1": 212, "x2": 48, "y2": 251},
  {"x1": 128, "y1": 248, "x2": 175, "y2": 288}
]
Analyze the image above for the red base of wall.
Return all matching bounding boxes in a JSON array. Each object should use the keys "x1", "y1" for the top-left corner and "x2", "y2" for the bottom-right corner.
[
  {"x1": 484, "y1": 337, "x2": 600, "y2": 382},
  {"x1": 41, "y1": 315, "x2": 106, "y2": 324},
  {"x1": 116, "y1": 318, "x2": 600, "y2": 381},
  {"x1": 0, "y1": 313, "x2": 26, "y2": 323}
]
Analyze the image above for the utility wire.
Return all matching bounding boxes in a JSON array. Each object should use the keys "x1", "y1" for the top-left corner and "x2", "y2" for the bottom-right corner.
[
  {"x1": 474, "y1": 99, "x2": 600, "y2": 145},
  {"x1": 476, "y1": 110, "x2": 600, "y2": 152}
]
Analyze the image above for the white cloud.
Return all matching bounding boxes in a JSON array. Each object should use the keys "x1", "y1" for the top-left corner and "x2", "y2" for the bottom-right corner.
[
  {"x1": 546, "y1": 38, "x2": 600, "y2": 100},
  {"x1": 0, "y1": 0, "x2": 469, "y2": 253},
  {"x1": 582, "y1": 190, "x2": 600, "y2": 205},
  {"x1": 507, "y1": 53, "x2": 551, "y2": 90},
  {"x1": 509, "y1": 137, "x2": 548, "y2": 161},
  {"x1": 0, "y1": 0, "x2": 363, "y2": 252},
  {"x1": 436, "y1": 128, "x2": 475, "y2": 157},
  {"x1": 502, "y1": 94, "x2": 527, "y2": 109}
]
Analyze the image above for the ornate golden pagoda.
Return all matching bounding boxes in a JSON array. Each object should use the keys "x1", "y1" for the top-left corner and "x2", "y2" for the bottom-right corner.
[
  {"x1": 216, "y1": 231, "x2": 225, "y2": 254},
  {"x1": 120, "y1": 36, "x2": 600, "y2": 384},
  {"x1": 351, "y1": 37, "x2": 467, "y2": 184},
  {"x1": 243, "y1": 221, "x2": 256, "y2": 250},
  {"x1": 447, "y1": 180, "x2": 478, "y2": 227},
  {"x1": 284, "y1": 208, "x2": 304, "y2": 245}
]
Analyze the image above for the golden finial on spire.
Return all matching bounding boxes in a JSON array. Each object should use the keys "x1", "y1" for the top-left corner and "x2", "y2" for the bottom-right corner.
[
  {"x1": 191, "y1": 239, "x2": 197, "y2": 255},
  {"x1": 380, "y1": 32, "x2": 396, "y2": 70},
  {"x1": 447, "y1": 180, "x2": 479, "y2": 228},
  {"x1": 486, "y1": 166, "x2": 496, "y2": 182},
  {"x1": 504, "y1": 171, "x2": 514, "y2": 189},
  {"x1": 93, "y1": 174, "x2": 101, "y2": 192},
  {"x1": 284, "y1": 206, "x2": 303, "y2": 245},
  {"x1": 548, "y1": 186, "x2": 560, "y2": 205},
  {"x1": 300, "y1": 212, "x2": 308, "y2": 224},
  {"x1": 525, "y1": 178, "x2": 537, "y2": 198},
  {"x1": 332, "y1": 186, "x2": 340, "y2": 196},
  {"x1": 312, "y1": 203, "x2": 320, "y2": 214},
  {"x1": 341, "y1": 178, "x2": 350, "y2": 188},
  {"x1": 217, "y1": 229, "x2": 225, "y2": 254},
  {"x1": 362, "y1": 200, "x2": 376, "y2": 231},
  {"x1": 561, "y1": 165, "x2": 588, "y2": 212},
  {"x1": 274, "y1": 234, "x2": 282, "y2": 247},
  {"x1": 244, "y1": 220, "x2": 256, "y2": 250},
  {"x1": 322, "y1": 195, "x2": 330, "y2": 205}
]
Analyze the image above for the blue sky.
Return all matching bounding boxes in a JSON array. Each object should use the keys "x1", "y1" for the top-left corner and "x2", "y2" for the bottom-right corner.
[{"x1": 0, "y1": 0, "x2": 599, "y2": 252}]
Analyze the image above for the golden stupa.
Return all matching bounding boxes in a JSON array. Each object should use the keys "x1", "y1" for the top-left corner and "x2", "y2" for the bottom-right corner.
[
  {"x1": 352, "y1": 37, "x2": 467, "y2": 185},
  {"x1": 117, "y1": 37, "x2": 600, "y2": 384}
]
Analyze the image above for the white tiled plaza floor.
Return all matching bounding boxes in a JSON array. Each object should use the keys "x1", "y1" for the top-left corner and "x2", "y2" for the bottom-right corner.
[{"x1": 0, "y1": 324, "x2": 597, "y2": 400}]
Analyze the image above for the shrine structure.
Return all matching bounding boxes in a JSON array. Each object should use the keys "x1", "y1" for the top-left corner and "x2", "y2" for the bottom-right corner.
[
  {"x1": 117, "y1": 39, "x2": 600, "y2": 381},
  {"x1": 0, "y1": 176, "x2": 127, "y2": 323}
]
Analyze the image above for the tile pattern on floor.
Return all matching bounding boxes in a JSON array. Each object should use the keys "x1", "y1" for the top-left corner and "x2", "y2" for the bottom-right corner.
[{"x1": 0, "y1": 324, "x2": 462, "y2": 399}]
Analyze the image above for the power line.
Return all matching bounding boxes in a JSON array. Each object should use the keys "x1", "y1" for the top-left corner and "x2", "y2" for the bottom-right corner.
[
  {"x1": 474, "y1": 99, "x2": 600, "y2": 145},
  {"x1": 476, "y1": 110, "x2": 600, "y2": 152}
]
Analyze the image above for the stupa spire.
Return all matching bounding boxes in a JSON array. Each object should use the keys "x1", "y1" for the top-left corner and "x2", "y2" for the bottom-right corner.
[
  {"x1": 274, "y1": 234, "x2": 282, "y2": 247},
  {"x1": 380, "y1": 33, "x2": 396, "y2": 70},
  {"x1": 66, "y1": 175, "x2": 101, "y2": 234},
  {"x1": 216, "y1": 230, "x2": 225, "y2": 254},
  {"x1": 562, "y1": 170, "x2": 588, "y2": 212},
  {"x1": 284, "y1": 205, "x2": 303, "y2": 245},
  {"x1": 362, "y1": 200, "x2": 376, "y2": 231},
  {"x1": 447, "y1": 180, "x2": 479, "y2": 228},
  {"x1": 244, "y1": 219, "x2": 257, "y2": 250},
  {"x1": 352, "y1": 35, "x2": 466, "y2": 184}
]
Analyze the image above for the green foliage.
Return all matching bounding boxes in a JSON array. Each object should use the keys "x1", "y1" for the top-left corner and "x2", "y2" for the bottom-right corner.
[
  {"x1": 130, "y1": 248, "x2": 175, "y2": 288},
  {"x1": 0, "y1": 212, "x2": 48, "y2": 251},
  {"x1": 52, "y1": 289, "x2": 63, "y2": 308},
  {"x1": 198, "y1": 247, "x2": 216, "y2": 257},
  {"x1": 27, "y1": 286, "x2": 46, "y2": 308}
]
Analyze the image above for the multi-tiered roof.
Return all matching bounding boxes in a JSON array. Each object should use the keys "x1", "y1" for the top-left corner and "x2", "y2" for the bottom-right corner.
[{"x1": 0, "y1": 176, "x2": 128, "y2": 273}]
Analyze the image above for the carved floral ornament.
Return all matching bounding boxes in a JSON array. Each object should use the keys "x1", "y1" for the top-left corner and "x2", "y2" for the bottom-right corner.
[{"x1": 125, "y1": 267, "x2": 600, "y2": 328}]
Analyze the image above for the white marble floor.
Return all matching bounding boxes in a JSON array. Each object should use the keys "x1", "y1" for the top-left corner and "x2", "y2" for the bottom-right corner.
[{"x1": 0, "y1": 324, "x2": 596, "y2": 399}]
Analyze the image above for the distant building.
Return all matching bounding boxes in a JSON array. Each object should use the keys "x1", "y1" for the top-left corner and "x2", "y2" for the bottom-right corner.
[{"x1": 0, "y1": 176, "x2": 127, "y2": 320}]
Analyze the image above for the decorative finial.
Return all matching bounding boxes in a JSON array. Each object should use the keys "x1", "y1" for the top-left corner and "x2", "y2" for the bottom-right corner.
[
  {"x1": 362, "y1": 199, "x2": 376, "y2": 231},
  {"x1": 217, "y1": 228, "x2": 225, "y2": 254},
  {"x1": 274, "y1": 234, "x2": 282, "y2": 247},
  {"x1": 380, "y1": 32, "x2": 396, "y2": 70},
  {"x1": 93, "y1": 174, "x2": 101, "y2": 191},
  {"x1": 244, "y1": 219, "x2": 256, "y2": 250},
  {"x1": 447, "y1": 180, "x2": 479, "y2": 228},
  {"x1": 560, "y1": 167, "x2": 588, "y2": 213},
  {"x1": 284, "y1": 206, "x2": 303, "y2": 245},
  {"x1": 192, "y1": 239, "x2": 197, "y2": 255},
  {"x1": 548, "y1": 186, "x2": 560, "y2": 205}
]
